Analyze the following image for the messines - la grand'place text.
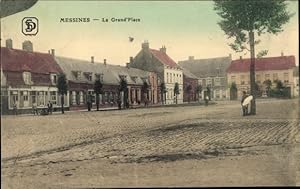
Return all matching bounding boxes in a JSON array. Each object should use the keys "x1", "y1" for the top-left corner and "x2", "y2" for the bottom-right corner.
[
  {"x1": 59, "y1": 17, "x2": 141, "y2": 23},
  {"x1": 102, "y1": 17, "x2": 141, "y2": 23}
]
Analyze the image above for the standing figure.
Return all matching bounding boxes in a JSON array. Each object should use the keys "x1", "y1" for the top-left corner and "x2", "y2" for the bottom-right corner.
[
  {"x1": 13, "y1": 102, "x2": 17, "y2": 115},
  {"x1": 47, "y1": 101, "x2": 51, "y2": 113},
  {"x1": 117, "y1": 96, "x2": 122, "y2": 110},
  {"x1": 241, "y1": 91, "x2": 249, "y2": 116},
  {"x1": 204, "y1": 95, "x2": 209, "y2": 106},
  {"x1": 49, "y1": 101, "x2": 53, "y2": 114},
  {"x1": 87, "y1": 94, "x2": 92, "y2": 111},
  {"x1": 32, "y1": 103, "x2": 38, "y2": 115}
]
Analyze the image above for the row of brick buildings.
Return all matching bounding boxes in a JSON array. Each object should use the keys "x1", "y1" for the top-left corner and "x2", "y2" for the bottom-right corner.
[
  {"x1": 1, "y1": 39, "x2": 299, "y2": 114},
  {"x1": 179, "y1": 54, "x2": 298, "y2": 100},
  {"x1": 1, "y1": 40, "x2": 198, "y2": 114}
]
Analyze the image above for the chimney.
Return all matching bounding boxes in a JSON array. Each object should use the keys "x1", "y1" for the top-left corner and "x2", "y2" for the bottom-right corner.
[
  {"x1": 188, "y1": 56, "x2": 194, "y2": 61},
  {"x1": 22, "y1": 40, "x2": 33, "y2": 52},
  {"x1": 142, "y1": 40, "x2": 149, "y2": 50},
  {"x1": 104, "y1": 59, "x2": 107, "y2": 66},
  {"x1": 126, "y1": 63, "x2": 130, "y2": 68},
  {"x1": 240, "y1": 56, "x2": 242, "y2": 60},
  {"x1": 281, "y1": 51, "x2": 284, "y2": 56},
  {"x1": 6, "y1": 39, "x2": 13, "y2": 48},
  {"x1": 91, "y1": 56, "x2": 94, "y2": 63},
  {"x1": 160, "y1": 45, "x2": 166, "y2": 53},
  {"x1": 51, "y1": 49, "x2": 55, "y2": 57},
  {"x1": 48, "y1": 50, "x2": 51, "y2": 54},
  {"x1": 229, "y1": 53, "x2": 232, "y2": 60}
]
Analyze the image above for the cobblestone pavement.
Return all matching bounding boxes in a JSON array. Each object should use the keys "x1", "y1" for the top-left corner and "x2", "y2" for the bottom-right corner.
[{"x1": 1, "y1": 99, "x2": 300, "y2": 187}]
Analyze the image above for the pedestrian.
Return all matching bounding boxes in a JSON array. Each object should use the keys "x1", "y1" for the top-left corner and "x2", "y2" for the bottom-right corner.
[
  {"x1": 241, "y1": 91, "x2": 249, "y2": 116},
  {"x1": 32, "y1": 103, "x2": 38, "y2": 115},
  {"x1": 47, "y1": 101, "x2": 51, "y2": 113},
  {"x1": 87, "y1": 94, "x2": 92, "y2": 111},
  {"x1": 13, "y1": 102, "x2": 17, "y2": 115},
  {"x1": 117, "y1": 96, "x2": 121, "y2": 110},
  {"x1": 49, "y1": 101, "x2": 53, "y2": 114},
  {"x1": 204, "y1": 95, "x2": 209, "y2": 106}
]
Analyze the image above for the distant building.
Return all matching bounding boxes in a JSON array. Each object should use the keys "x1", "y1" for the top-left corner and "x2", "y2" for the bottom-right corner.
[
  {"x1": 293, "y1": 66, "x2": 299, "y2": 97},
  {"x1": 178, "y1": 55, "x2": 231, "y2": 101},
  {"x1": 106, "y1": 62, "x2": 158, "y2": 106},
  {"x1": 130, "y1": 41, "x2": 183, "y2": 104},
  {"x1": 226, "y1": 54, "x2": 297, "y2": 98},
  {"x1": 1, "y1": 40, "x2": 68, "y2": 114},
  {"x1": 181, "y1": 67, "x2": 199, "y2": 103}
]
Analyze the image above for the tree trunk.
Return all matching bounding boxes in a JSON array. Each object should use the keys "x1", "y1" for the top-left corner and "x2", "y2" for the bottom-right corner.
[
  {"x1": 161, "y1": 93, "x2": 164, "y2": 105},
  {"x1": 96, "y1": 94, "x2": 99, "y2": 111},
  {"x1": 249, "y1": 30, "x2": 256, "y2": 115},
  {"x1": 123, "y1": 90, "x2": 127, "y2": 109},
  {"x1": 176, "y1": 95, "x2": 178, "y2": 104},
  {"x1": 61, "y1": 95, "x2": 64, "y2": 114}
]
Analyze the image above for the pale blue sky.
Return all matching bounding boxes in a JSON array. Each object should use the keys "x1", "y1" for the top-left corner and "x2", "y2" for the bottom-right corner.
[{"x1": 1, "y1": 1, "x2": 298, "y2": 66}]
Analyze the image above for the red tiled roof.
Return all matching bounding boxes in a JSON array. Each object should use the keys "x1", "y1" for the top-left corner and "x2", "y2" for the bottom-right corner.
[
  {"x1": 149, "y1": 49, "x2": 179, "y2": 68},
  {"x1": 0, "y1": 47, "x2": 63, "y2": 74},
  {"x1": 227, "y1": 56, "x2": 296, "y2": 73},
  {"x1": 5, "y1": 71, "x2": 52, "y2": 87}
]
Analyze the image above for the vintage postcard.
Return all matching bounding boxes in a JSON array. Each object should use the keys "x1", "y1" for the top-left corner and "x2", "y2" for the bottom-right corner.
[{"x1": 1, "y1": 0, "x2": 299, "y2": 188}]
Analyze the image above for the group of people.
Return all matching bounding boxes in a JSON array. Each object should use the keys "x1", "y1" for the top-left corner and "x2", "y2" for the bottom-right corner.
[{"x1": 32, "y1": 101, "x2": 53, "y2": 115}]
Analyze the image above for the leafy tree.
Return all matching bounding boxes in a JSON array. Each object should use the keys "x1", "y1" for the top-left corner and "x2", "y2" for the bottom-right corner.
[
  {"x1": 142, "y1": 81, "x2": 149, "y2": 106},
  {"x1": 196, "y1": 84, "x2": 203, "y2": 102},
  {"x1": 186, "y1": 85, "x2": 192, "y2": 103},
  {"x1": 160, "y1": 82, "x2": 167, "y2": 105},
  {"x1": 174, "y1": 82, "x2": 180, "y2": 104},
  {"x1": 275, "y1": 80, "x2": 284, "y2": 90},
  {"x1": 263, "y1": 79, "x2": 272, "y2": 97},
  {"x1": 57, "y1": 73, "x2": 68, "y2": 114},
  {"x1": 214, "y1": 0, "x2": 293, "y2": 114},
  {"x1": 94, "y1": 79, "x2": 103, "y2": 111},
  {"x1": 119, "y1": 78, "x2": 128, "y2": 109}
]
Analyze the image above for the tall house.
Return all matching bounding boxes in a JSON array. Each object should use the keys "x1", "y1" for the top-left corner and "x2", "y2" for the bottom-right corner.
[
  {"x1": 178, "y1": 55, "x2": 231, "y2": 100},
  {"x1": 130, "y1": 41, "x2": 183, "y2": 104},
  {"x1": 226, "y1": 55, "x2": 296, "y2": 98},
  {"x1": 0, "y1": 40, "x2": 68, "y2": 114}
]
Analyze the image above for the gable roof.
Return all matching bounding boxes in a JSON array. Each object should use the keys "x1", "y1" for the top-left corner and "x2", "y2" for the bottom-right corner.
[
  {"x1": 227, "y1": 56, "x2": 296, "y2": 73},
  {"x1": 149, "y1": 49, "x2": 180, "y2": 68},
  {"x1": 0, "y1": 47, "x2": 62, "y2": 74},
  {"x1": 181, "y1": 67, "x2": 199, "y2": 80},
  {"x1": 55, "y1": 56, "x2": 119, "y2": 85},
  {"x1": 106, "y1": 64, "x2": 150, "y2": 85},
  {"x1": 178, "y1": 56, "x2": 231, "y2": 78},
  {"x1": 55, "y1": 57, "x2": 150, "y2": 86}
]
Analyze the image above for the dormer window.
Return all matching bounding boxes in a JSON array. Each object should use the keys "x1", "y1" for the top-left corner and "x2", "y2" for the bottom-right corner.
[
  {"x1": 119, "y1": 75, "x2": 127, "y2": 81},
  {"x1": 23, "y1": 72, "x2": 32, "y2": 85},
  {"x1": 50, "y1": 74, "x2": 57, "y2": 85},
  {"x1": 131, "y1": 76, "x2": 137, "y2": 83},
  {"x1": 84, "y1": 72, "x2": 93, "y2": 81},
  {"x1": 73, "y1": 71, "x2": 82, "y2": 80},
  {"x1": 95, "y1": 73, "x2": 104, "y2": 82},
  {"x1": 142, "y1": 77, "x2": 148, "y2": 82}
]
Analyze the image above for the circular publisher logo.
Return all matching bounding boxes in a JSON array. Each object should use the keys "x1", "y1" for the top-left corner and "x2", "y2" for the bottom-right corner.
[{"x1": 22, "y1": 17, "x2": 38, "y2": 36}]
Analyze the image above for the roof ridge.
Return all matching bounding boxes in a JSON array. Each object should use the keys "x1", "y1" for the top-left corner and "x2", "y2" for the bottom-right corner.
[
  {"x1": 1, "y1": 46, "x2": 51, "y2": 56},
  {"x1": 232, "y1": 55, "x2": 295, "y2": 62},
  {"x1": 179, "y1": 56, "x2": 231, "y2": 63}
]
